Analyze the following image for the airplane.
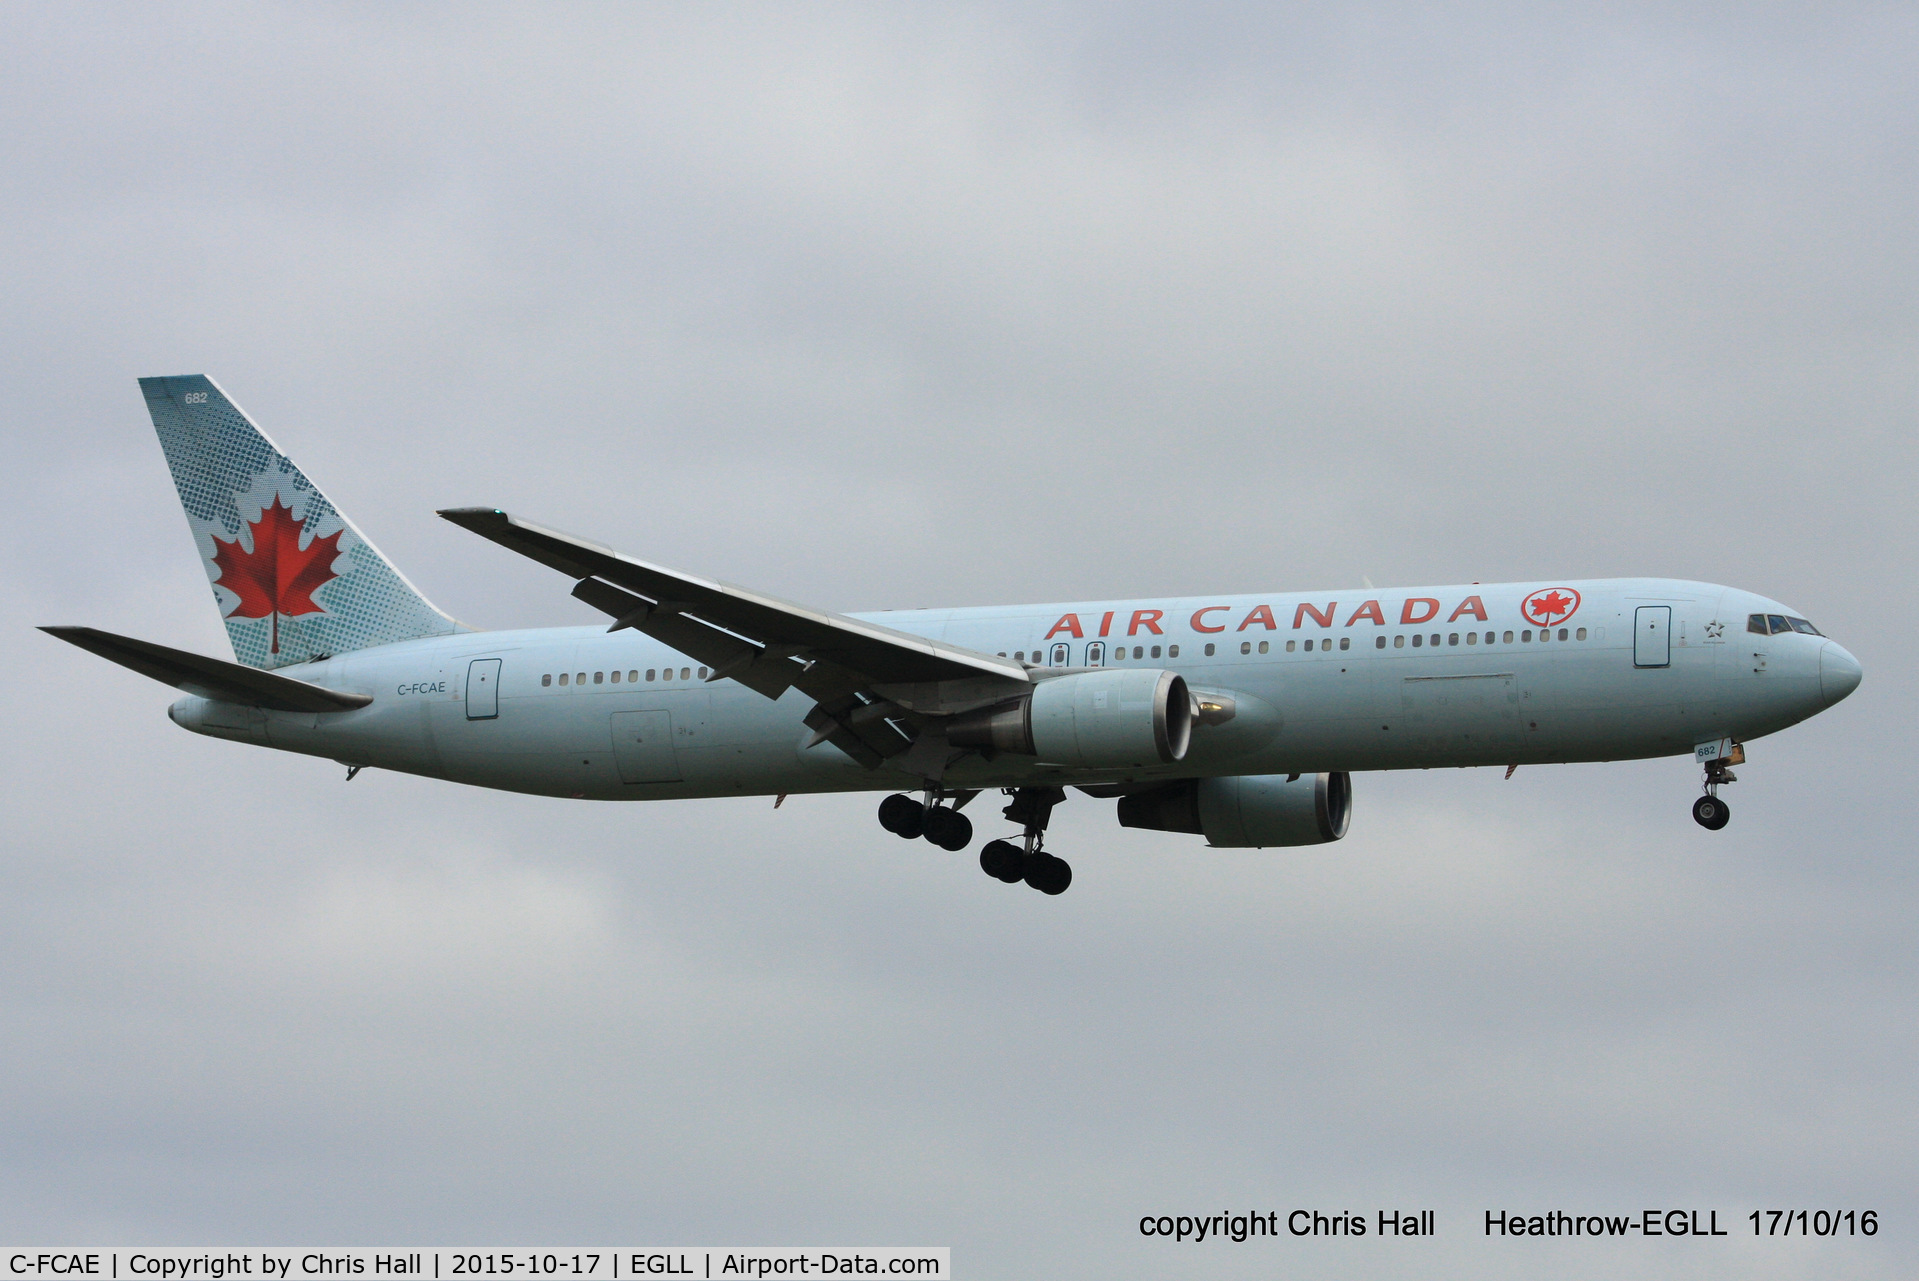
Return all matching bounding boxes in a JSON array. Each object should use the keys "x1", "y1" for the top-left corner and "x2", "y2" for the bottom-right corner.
[{"x1": 42, "y1": 375, "x2": 1863, "y2": 896}]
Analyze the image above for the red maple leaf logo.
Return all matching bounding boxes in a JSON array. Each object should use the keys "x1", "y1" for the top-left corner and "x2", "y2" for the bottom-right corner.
[
  {"x1": 209, "y1": 495, "x2": 343, "y2": 653},
  {"x1": 1521, "y1": 587, "x2": 1580, "y2": 626}
]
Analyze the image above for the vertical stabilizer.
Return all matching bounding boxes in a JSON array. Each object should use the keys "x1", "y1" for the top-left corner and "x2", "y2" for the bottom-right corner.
[{"x1": 140, "y1": 375, "x2": 463, "y2": 670}]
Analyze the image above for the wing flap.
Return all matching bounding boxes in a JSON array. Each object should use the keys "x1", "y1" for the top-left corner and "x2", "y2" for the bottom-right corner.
[{"x1": 40, "y1": 626, "x2": 372, "y2": 713}]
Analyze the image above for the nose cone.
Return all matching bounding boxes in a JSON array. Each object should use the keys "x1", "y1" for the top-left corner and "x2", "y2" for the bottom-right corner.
[{"x1": 1820, "y1": 642, "x2": 1862, "y2": 707}]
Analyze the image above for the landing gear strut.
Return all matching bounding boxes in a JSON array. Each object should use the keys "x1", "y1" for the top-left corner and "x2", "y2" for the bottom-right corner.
[
  {"x1": 877, "y1": 790, "x2": 975, "y2": 851},
  {"x1": 1693, "y1": 741, "x2": 1741, "y2": 830},
  {"x1": 978, "y1": 787, "x2": 1072, "y2": 895}
]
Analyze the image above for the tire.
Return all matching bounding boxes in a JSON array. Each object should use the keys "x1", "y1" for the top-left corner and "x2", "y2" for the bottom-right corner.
[
  {"x1": 980, "y1": 839, "x2": 1025, "y2": 882},
  {"x1": 1692, "y1": 795, "x2": 1730, "y2": 831},
  {"x1": 924, "y1": 808, "x2": 973, "y2": 851},
  {"x1": 878, "y1": 793, "x2": 925, "y2": 838},
  {"x1": 1024, "y1": 853, "x2": 1072, "y2": 895}
]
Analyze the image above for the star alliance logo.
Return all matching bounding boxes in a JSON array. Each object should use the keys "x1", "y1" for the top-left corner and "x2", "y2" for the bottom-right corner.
[{"x1": 1704, "y1": 620, "x2": 1725, "y2": 639}]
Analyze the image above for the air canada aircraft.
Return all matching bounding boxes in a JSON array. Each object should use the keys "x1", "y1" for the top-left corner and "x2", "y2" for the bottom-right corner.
[{"x1": 44, "y1": 376, "x2": 1863, "y2": 896}]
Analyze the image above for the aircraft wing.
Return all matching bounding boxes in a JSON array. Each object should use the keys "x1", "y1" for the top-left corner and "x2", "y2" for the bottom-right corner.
[
  {"x1": 40, "y1": 626, "x2": 373, "y2": 713},
  {"x1": 437, "y1": 508, "x2": 1030, "y2": 767}
]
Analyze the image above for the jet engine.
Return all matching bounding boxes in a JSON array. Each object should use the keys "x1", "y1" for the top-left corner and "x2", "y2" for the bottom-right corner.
[
  {"x1": 1116, "y1": 773, "x2": 1351, "y2": 847},
  {"x1": 948, "y1": 668, "x2": 1193, "y2": 768}
]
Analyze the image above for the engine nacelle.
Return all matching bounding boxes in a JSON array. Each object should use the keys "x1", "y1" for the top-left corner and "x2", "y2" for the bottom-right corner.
[
  {"x1": 1117, "y1": 773, "x2": 1351, "y2": 847},
  {"x1": 948, "y1": 668, "x2": 1193, "y2": 767}
]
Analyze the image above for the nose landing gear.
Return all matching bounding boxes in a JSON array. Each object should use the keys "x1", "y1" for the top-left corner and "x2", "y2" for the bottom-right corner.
[
  {"x1": 1692, "y1": 793, "x2": 1730, "y2": 830},
  {"x1": 977, "y1": 786, "x2": 1073, "y2": 895},
  {"x1": 1692, "y1": 739, "x2": 1742, "y2": 830}
]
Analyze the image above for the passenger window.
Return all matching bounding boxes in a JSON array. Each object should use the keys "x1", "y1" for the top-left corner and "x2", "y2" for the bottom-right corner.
[
  {"x1": 661, "y1": 668, "x2": 671, "y2": 681},
  {"x1": 1575, "y1": 628, "x2": 1586, "y2": 641},
  {"x1": 1015, "y1": 651, "x2": 1025, "y2": 661},
  {"x1": 681, "y1": 668, "x2": 691, "y2": 680},
  {"x1": 1522, "y1": 630, "x2": 1532, "y2": 642},
  {"x1": 1448, "y1": 633, "x2": 1459, "y2": 646},
  {"x1": 646, "y1": 669, "x2": 656, "y2": 681},
  {"x1": 1466, "y1": 632, "x2": 1477, "y2": 645},
  {"x1": 1430, "y1": 634, "x2": 1440, "y2": 647},
  {"x1": 1375, "y1": 636, "x2": 1385, "y2": 649},
  {"x1": 542, "y1": 674, "x2": 552, "y2": 687},
  {"x1": 698, "y1": 667, "x2": 708, "y2": 679},
  {"x1": 1503, "y1": 631, "x2": 1513, "y2": 642},
  {"x1": 1168, "y1": 644, "x2": 1179, "y2": 658},
  {"x1": 1286, "y1": 639, "x2": 1297, "y2": 653},
  {"x1": 1240, "y1": 641, "x2": 1251, "y2": 655},
  {"x1": 558, "y1": 673, "x2": 569, "y2": 686},
  {"x1": 1258, "y1": 641, "x2": 1270, "y2": 654},
  {"x1": 577, "y1": 672, "x2": 587, "y2": 684},
  {"x1": 1412, "y1": 634, "x2": 1423, "y2": 647},
  {"x1": 1557, "y1": 629, "x2": 1568, "y2": 641},
  {"x1": 629, "y1": 670, "x2": 638, "y2": 681},
  {"x1": 1394, "y1": 635, "x2": 1405, "y2": 648},
  {"x1": 1340, "y1": 637, "x2": 1350, "y2": 650},
  {"x1": 1203, "y1": 643, "x2": 1214, "y2": 656},
  {"x1": 610, "y1": 670, "x2": 620, "y2": 683},
  {"x1": 1149, "y1": 645, "x2": 1161, "y2": 659}
]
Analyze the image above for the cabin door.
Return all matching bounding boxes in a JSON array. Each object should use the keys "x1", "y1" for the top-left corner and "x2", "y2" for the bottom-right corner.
[
  {"x1": 1634, "y1": 607, "x2": 1671, "y2": 668},
  {"x1": 465, "y1": 658, "x2": 501, "y2": 720}
]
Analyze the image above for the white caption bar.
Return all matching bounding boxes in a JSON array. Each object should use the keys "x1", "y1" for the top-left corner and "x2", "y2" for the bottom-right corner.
[{"x1": 3, "y1": 1253, "x2": 949, "y2": 1281}]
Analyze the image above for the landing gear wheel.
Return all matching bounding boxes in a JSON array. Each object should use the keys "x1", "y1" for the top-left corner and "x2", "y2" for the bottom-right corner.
[
  {"x1": 1024, "y1": 853, "x2": 1073, "y2": 895},
  {"x1": 922, "y1": 807, "x2": 973, "y2": 851},
  {"x1": 1692, "y1": 795, "x2": 1730, "y2": 830},
  {"x1": 979, "y1": 839, "x2": 1026, "y2": 882},
  {"x1": 878, "y1": 794, "x2": 925, "y2": 838}
]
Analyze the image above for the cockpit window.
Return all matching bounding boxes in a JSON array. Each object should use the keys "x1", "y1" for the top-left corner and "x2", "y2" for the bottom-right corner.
[{"x1": 1752, "y1": 612, "x2": 1824, "y2": 637}]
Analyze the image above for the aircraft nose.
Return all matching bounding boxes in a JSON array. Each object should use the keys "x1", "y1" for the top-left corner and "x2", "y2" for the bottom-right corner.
[{"x1": 1820, "y1": 642, "x2": 1862, "y2": 707}]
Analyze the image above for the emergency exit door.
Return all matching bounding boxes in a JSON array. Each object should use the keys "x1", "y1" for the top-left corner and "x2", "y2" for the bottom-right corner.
[
  {"x1": 466, "y1": 658, "x2": 501, "y2": 719},
  {"x1": 1634, "y1": 607, "x2": 1671, "y2": 668}
]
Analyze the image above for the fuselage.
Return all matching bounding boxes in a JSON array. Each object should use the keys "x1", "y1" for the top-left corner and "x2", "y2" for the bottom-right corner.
[{"x1": 168, "y1": 578, "x2": 1860, "y2": 801}]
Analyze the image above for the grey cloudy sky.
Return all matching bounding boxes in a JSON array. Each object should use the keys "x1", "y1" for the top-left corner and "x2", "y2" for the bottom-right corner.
[{"x1": 1, "y1": 4, "x2": 1913, "y2": 1276}]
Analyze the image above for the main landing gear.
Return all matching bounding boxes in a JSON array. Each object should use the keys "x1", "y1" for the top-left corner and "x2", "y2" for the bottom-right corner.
[
  {"x1": 1692, "y1": 741, "x2": 1742, "y2": 831},
  {"x1": 978, "y1": 787, "x2": 1072, "y2": 896},
  {"x1": 878, "y1": 791, "x2": 975, "y2": 851}
]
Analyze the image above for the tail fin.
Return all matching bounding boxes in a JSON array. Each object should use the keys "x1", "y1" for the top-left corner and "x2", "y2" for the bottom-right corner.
[{"x1": 140, "y1": 375, "x2": 463, "y2": 670}]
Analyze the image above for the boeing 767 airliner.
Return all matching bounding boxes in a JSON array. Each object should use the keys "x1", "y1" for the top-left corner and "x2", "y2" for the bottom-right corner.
[{"x1": 42, "y1": 376, "x2": 1862, "y2": 895}]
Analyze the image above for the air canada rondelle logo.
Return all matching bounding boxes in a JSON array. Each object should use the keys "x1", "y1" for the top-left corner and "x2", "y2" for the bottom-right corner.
[{"x1": 1520, "y1": 587, "x2": 1581, "y2": 627}]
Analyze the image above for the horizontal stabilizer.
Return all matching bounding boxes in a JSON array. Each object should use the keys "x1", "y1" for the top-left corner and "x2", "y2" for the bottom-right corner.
[{"x1": 39, "y1": 626, "x2": 373, "y2": 713}]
